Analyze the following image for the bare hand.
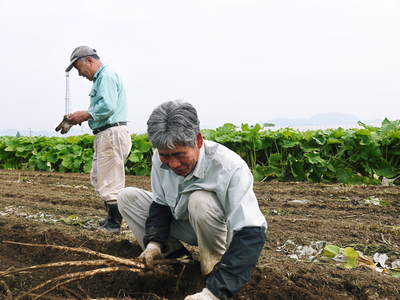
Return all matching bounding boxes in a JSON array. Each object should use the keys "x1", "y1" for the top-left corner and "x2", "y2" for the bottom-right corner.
[{"x1": 66, "y1": 111, "x2": 91, "y2": 125}]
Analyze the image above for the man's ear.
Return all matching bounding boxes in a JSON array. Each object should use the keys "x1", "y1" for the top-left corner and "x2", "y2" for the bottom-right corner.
[
  {"x1": 196, "y1": 133, "x2": 203, "y2": 149},
  {"x1": 86, "y1": 56, "x2": 94, "y2": 64}
]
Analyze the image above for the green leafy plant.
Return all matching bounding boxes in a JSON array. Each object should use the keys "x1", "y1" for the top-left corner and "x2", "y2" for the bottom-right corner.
[
  {"x1": 1, "y1": 119, "x2": 400, "y2": 183},
  {"x1": 322, "y1": 244, "x2": 340, "y2": 258}
]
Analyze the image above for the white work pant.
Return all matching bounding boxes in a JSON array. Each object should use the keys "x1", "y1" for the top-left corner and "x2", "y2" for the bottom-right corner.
[
  {"x1": 118, "y1": 187, "x2": 228, "y2": 275},
  {"x1": 90, "y1": 126, "x2": 132, "y2": 205}
]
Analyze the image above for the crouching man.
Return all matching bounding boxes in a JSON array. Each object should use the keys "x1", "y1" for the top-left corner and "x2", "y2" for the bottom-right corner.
[{"x1": 118, "y1": 100, "x2": 267, "y2": 300}]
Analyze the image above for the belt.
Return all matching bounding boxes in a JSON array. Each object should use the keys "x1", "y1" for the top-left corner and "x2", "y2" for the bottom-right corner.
[{"x1": 92, "y1": 122, "x2": 127, "y2": 134}]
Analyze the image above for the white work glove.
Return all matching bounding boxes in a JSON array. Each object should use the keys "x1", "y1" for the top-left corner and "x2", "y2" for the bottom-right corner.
[
  {"x1": 55, "y1": 115, "x2": 74, "y2": 134},
  {"x1": 184, "y1": 288, "x2": 219, "y2": 300},
  {"x1": 139, "y1": 241, "x2": 162, "y2": 269}
]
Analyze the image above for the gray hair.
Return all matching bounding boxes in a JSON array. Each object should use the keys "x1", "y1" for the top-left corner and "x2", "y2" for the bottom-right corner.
[
  {"x1": 79, "y1": 54, "x2": 100, "y2": 61},
  {"x1": 147, "y1": 100, "x2": 200, "y2": 149}
]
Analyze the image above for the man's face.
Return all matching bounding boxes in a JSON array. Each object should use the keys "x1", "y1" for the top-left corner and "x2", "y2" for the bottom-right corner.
[
  {"x1": 74, "y1": 57, "x2": 94, "y2": 81},
  {"x1": 158, "y1": 134, "x2": 203, "y2": 176}
]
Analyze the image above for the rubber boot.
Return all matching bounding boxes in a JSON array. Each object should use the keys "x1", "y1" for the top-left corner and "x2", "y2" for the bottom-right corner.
[{"x1": 98, "y1": 203, "x2": 122, "y2": 233}]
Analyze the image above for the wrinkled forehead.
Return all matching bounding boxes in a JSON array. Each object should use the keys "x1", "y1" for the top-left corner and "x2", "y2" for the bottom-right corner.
[{"x1": 158, "y1": 144, "x2": 193, "y2": 155}]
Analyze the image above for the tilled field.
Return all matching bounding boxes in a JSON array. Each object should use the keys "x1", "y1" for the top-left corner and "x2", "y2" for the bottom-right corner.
[{"x1": 0, "y1": 169, "x2": 399, "y2": 300}]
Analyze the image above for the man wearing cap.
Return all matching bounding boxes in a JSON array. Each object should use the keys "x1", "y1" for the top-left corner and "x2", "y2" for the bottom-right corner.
[{"x1": 61, "y1": 46, "x2": 132, "y2": 233}]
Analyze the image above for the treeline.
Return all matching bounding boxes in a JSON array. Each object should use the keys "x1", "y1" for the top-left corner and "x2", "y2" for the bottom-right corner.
[{"x1": 1, "y1": 119, "x2": 400, "y2": 184}]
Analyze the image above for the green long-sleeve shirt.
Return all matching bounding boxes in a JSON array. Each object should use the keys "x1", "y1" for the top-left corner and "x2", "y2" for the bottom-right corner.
[{"x1": 88, "y1": 65, "x2": 128, "y2": 130}]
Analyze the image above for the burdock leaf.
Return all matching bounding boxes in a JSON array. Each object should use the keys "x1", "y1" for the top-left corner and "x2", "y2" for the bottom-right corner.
[
  {"x1": 322, "y1": 244, "x2": 340, "y2": 258},
  {"x1": 344, "y1": 247, "x2": 359, "y2": 269}
]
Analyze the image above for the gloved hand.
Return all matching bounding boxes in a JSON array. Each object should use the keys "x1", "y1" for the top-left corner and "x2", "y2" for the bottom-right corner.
[
  {"x1": 139, "y1": 241, "x2": 162, "y2": 269},
  {"x1": 55, "y1": 115, "x2": 74, "y2": 134},
  {"x1": 184, "y1": 288, "x2": 219, "y2": 300}
]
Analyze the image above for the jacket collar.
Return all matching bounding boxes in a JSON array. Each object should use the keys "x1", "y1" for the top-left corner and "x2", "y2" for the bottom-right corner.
[{"x1": 93, "y1": 64, "x2": 106, "y2": 82}]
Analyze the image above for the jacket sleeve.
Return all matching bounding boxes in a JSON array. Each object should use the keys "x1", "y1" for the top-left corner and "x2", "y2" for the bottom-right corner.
[
  {"x1": 143, "y1": 201, "x2": 173, "y2": 248},
  {"x1": 206, "y1": 226, "x2": 266, "y2": 300},
  {"x1": 143, "y1": 152, "x2": 174, "y2": 248}
]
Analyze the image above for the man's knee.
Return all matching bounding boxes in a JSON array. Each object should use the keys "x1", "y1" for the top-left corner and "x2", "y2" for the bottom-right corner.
[
  {"x1": 188, "y1": 191, "x2": 208, "y2": 212},
  {"x1": 117, "y1": 187, "x2": 142, "y2": 209},
  {"x1": 188, "y1": 190, "x2": 222, "y2": 221}
]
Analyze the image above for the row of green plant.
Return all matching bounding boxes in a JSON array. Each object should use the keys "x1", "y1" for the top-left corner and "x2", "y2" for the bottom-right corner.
[
  {"x1": 1, "y1": 118, "x2": 400, "y2": 183},
  {"x1": 0, "y1": 134, "x2": 152, "y2": 176},
  {"x1": 202, "y1": 118, "x2": 400, "y2": 184}
]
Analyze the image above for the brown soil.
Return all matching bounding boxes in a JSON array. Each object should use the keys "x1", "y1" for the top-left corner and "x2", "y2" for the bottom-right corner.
[{"x1": 0, "y1": 169, "x2": 399, "y2": 300}]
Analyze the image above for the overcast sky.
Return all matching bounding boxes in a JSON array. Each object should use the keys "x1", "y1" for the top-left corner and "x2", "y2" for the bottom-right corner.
[{"x1": 1, "y1": 0, "x2": 399, "y2": 134}]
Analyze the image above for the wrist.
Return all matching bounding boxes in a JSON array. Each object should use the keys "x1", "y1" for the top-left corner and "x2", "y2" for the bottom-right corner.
[
  {"x1": 85, "y1": 111, "x2": 92, "y2": 120},
  {"x1": 147, "y1": 241, "x2": 161, "y2": 250}
]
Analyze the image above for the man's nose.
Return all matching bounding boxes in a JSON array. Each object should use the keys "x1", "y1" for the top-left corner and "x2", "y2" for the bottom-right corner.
[{"x1": 168, "y1": 157, "x2": 181, "y2": 169}]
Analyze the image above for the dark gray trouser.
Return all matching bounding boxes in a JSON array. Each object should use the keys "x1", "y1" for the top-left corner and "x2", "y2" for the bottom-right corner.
[{"x1": 117, "y1": 187, "x2": 228, "y2": 275}]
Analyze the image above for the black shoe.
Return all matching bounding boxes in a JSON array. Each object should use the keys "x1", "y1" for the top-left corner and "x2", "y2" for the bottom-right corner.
[
  {"x1": 98, "y1": 218, "x2": 121, "y2": 233},
  {"x1": 98, "y1": 203, "x2": 122, "y2": 233}
]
